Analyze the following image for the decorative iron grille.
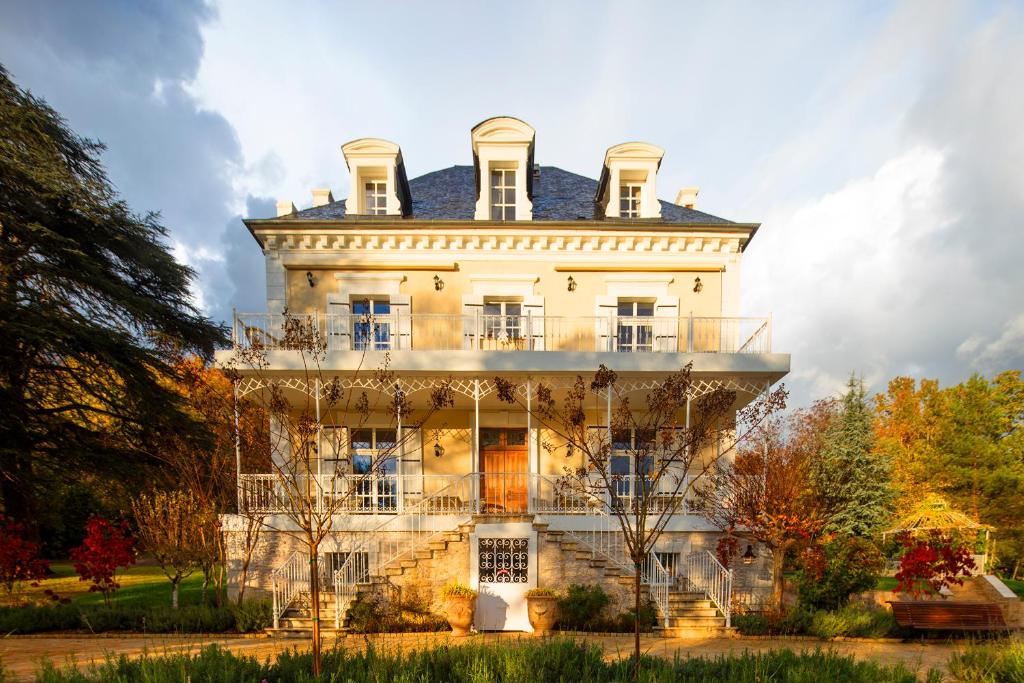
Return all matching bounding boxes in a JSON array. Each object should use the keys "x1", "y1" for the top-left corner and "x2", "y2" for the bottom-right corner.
[{"x1": 479, "y1": 537, "x2": 528, "y2": 583}]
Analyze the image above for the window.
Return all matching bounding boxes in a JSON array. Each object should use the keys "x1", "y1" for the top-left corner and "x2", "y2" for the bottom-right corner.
[
  {"x1": 482, "y1": 297, "x2": 523, "y2": 346},
  {"x1": 363, "y1": 180, "x2": 387, "y2": 215},
  {"x1": 617, "y1": 300, "x2": 654, "y2": 352},
  {"x1": 325, "y1": 551, "x2": 369, "y2": 582},
  {"x1": 620, "y1": 183, "x2": 641, "y2": 218},
  {"x1": 490, "y1": 168, "x2": 516, "y2": 220},
  {"x1": 352, "y1": 298, "x2": 391, "y2": 350},
  {"x1": 350, "y1": 428, "x2": 398, "y2": 511}
]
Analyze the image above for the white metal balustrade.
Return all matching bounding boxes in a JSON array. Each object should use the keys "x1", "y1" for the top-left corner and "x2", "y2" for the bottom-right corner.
[
  {"x1": 239, "y1": 472, "x2": 697, "y2": 516},
  {"x1": 233, "y1": 312, "x2": 772, "y2": 354},
  {"x1": 686, "y1": 549, "x2": 733, "y2": 628},
  {"x1": 270, "y1": 550, "x2": 333, "y2": 629}
]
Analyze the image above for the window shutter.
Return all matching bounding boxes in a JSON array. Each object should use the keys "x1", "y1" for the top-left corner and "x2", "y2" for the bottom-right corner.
[
  {"x1": 390, "y1": 294, "x2": 412, "y2": 349},
  {"x1": 654, "y1": 296, "x2": 680, "y2": 352},
  {"x1": 595, "y1": 296, "x2": 618, "y2": 352},
  {"x1": 400, "y1": 428, "x2": 423, "y2": 502},
  {"x1": 462, "y1": 294, "x2": 484, "y2": 350},
  {"x1": 522, "y1": 295, "x2": 545, "y2": 350},
  {"x1": 326, "y1": 297, "x2": 352, "y2": 351}
]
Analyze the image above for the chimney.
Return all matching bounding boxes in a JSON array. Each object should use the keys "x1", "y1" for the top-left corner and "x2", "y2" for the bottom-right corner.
[
  {"x1": 276, "y1": 200, "x2": 297, "y2": 217},
  {"x1": 675, "y1": 187, "x2": 699, "y2": 210},
  {"x1": 311, "y1": 188, "x2": 334, "y2": 207}
]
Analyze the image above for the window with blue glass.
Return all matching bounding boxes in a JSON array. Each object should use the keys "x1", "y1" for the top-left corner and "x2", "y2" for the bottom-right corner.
[
  {"x1": 352, "y1": 298, "x2": 391, "y2": 350},
  {"x1": 350, "y1": 428, "x2": 398, "y2": 511}
]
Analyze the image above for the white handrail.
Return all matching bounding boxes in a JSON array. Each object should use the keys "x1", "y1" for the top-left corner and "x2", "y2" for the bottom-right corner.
[
  {"x1": 233, "y1": 312, "x2": 773, "y2": 354},
  {"x1": 644, "y1": 552, "x2": 672, "y2": 628},
  {"x1": 270, "y1": 551, "x2": 305, "y2": 629},
  {"x1": 686, "y1": 549, "x2": 733, "y2": 627}
]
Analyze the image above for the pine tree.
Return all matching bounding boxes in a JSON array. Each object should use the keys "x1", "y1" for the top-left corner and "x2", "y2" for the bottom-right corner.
[
  {"x1": 814, "y1": 375, "x2": 894, "y2": 536},
  {"x1": 0, "y1": 65, "x2": 225, "y2": 527}
]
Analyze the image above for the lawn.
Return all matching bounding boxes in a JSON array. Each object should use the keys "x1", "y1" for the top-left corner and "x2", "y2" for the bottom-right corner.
[
  {"x1": 4, "y1": 561, "x2": 206, "y2": 608},
  {"x1": 1002, "y1": 577, "x2": 1024, "y2": 599}
]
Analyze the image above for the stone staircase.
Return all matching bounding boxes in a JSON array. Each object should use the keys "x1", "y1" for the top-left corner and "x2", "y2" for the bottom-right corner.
[{"x1": 266, "y1": 522, "x2": 474, "y2": 637}]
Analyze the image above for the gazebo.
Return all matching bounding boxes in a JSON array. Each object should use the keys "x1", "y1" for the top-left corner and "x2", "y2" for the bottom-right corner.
[{"x1": 882, "y1": 494, "x2": 993, "y2": 575}]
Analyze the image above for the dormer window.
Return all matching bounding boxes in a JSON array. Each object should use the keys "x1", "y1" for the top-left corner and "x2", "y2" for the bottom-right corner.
[
  {"x1": 364, "y1": 180, "x2": 387, "y2": 215},
  {"x1": 620, "y1": 183, "x2": 642, "y2": 218},
  {"x1": 596, "y1": 142, "x2": 665, "y2": 219},
  {"x1": 341, "y1": 138, "x2": 412, "y2": 217},
  {"x1": 471, "y1": 117, "x2": 536, "y2": 221},
  {"x1": 490, "y1": 169, "x2": 517, "y2": 220}
]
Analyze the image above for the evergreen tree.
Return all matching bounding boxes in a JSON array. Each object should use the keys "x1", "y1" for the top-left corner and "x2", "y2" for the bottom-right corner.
[
  {"x1": 0, "y1": 65, "x2": 225, "y2": 527},
  {"x1": 813, "y1": 375, "x2": 894, "y2": 536}
]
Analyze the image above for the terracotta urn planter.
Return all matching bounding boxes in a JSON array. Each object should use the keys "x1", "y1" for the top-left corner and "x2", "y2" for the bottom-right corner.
[
  {"x1": 526, "y1": 594, "x2": 560, "y2": 635},
  {"x1": 444, "y1": 594, "x2": 477, "y2": 636}
]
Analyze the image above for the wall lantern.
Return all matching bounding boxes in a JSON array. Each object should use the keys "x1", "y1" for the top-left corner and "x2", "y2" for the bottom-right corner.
[
  {"x1": 567, "y1": 275, "x2": 578, "y2": 292},
  {"x1": 433, "y1": 274, "x2": 445, "y2": 291},
  {"x1": 693, "y1": 277, "x2": 703, "y2": 294},
  {"x1": 433, "y1": 432, "x2": 445, "y2": 458},
  {"x1": 306, "y1": 271, "x2": 316, "y2": 288},
  {"x1": 741, "y1": 544, "x2": 757, "y2": 566}
]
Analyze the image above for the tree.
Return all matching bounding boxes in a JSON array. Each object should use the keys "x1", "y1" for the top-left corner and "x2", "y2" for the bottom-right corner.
[
  {"x1": 69, "y1": 516, "x2": 137, "y2": 604},
  {"x1": 131, "y1": 490, "x2": 207, "y2": 608},
  {"x1": 875, "y1": 371, "x2": 1024, "y2": 576},
  {"x1": 796, "y1": 535, "x2": 884, "y2": 610},
  {"x1": 698, "y1": 399, "x2": 836, "y2": 611},
  {"x1": 229, "y1": 312, "x2": 454, "y2": 676},
  {"x1": 0, "y1": 65, "x2": 225, "y2": 530},
  {"x1": 494, "y1": 365, "x2": 785, "y2": 679},
  {"x1": 0, "y1": 515, "x2": 49, "y2": 599},
  {"x1": 813, "y1": 375, "x2": 893, "y2": 536}
]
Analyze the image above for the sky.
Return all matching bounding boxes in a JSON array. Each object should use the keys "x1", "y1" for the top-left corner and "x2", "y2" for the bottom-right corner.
[{"x1": 1, "y1": 0, "x2": 1021, "y2": 407}]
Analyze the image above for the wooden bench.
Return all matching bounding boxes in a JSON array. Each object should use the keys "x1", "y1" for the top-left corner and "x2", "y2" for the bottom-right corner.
[{"x1": 889, "y1": 601, "x2": 1009, "y2": 631}]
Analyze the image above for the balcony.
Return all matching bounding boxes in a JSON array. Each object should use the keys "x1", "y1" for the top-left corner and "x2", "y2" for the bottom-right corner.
[
  {"x1": 232, "y1": 312, "x2": 772, "y2": 354},
  {"x1": 237, "y1": 472, "x2": 699, "y2": 516}
]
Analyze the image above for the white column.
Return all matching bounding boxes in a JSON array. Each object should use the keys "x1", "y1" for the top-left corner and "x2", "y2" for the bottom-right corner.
[
  {"x1": 474, "y1": 379, "x2": 481, "y2": 514},
  {"x1": 396, "y1": 380, "x2": 404, "y2": 513},
  {"x1": 233, "y1": 382, "x2": 242, "y2": 512},
  {"x1": 527, "y1": 378, "x2": 534, "y2": 512},
  {"x1": 315, "y1": 378, "x2": 322, "y2": 513}
]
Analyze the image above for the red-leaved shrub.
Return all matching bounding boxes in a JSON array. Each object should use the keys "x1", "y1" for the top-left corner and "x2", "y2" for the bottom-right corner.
[
  {"x1": 894, "y1": 531, "x2": 976, "y2": 597},
  {"x1": 0, "y1": 515, "x2": 49, "y2": 596},
  {"x1": 70, "y1": 516, "x2": 136, "y2": 603}
]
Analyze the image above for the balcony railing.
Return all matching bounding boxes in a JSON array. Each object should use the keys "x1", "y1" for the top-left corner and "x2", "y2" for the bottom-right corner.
[
  {"x1": 238, "y1": 472, "x2": 698, "y2": 516},
  {"x1": 232, "y1": 312, "x2": 771, "y2": 354}
]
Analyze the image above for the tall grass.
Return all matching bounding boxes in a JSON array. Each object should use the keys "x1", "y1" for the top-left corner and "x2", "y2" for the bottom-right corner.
[
  {"x1": 947, "y1": 638, "x2": 1024, "y2": 682},
  {"x1": 32, "y1": 639, "x2": 939, "y2": 682}
]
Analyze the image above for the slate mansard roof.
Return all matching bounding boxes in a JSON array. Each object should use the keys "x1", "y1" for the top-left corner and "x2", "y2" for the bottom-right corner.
[{"x1": 287, "y1": 166, "x2": 735, "y2": 225}]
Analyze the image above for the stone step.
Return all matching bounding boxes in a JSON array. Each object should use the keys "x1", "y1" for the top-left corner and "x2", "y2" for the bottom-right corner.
[
  {"x1": 427, "y1": 541, "x2": 448, "y2": 551},
  {"x1": 384, "y1": 566, "x2": 404, "y2": 577},
  {"x1": 665, "y1": 616, "x2": 727, "y2": 628},
  {"x1": 400, "y1": 560, "x2": 418, "y2": 569},
  {"x1": 457, "y1": 523, "x2": 476, "y2": 533},
  {"x1": 266, "y1": 626, "x2": 345, "y2": 638},
  {"x1": 655, "y1": 626, "x2": 734, "y2": 639},
  {"x1": 442, "y1": 532, "x2": 462, "y2": 542},
  {"x1": 414, "y1": 549, "x2": 433, "y2": 560},
  {"x1": 658, "y1": 607, "x2": 720, "y2": 618}
]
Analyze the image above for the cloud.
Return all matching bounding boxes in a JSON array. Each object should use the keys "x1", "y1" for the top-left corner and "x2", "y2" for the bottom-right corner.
[
  {"x1": 0, "y1": 0, "x2": 248, "y2": 322},
  {"x1": 958, "y1": 314, "x2": 1024, "y2": 373}
]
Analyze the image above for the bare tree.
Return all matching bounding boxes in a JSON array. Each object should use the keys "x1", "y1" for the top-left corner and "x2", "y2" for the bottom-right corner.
[
  {"x1": 228, "y1": 311, "x2": 453, "y2": 676},
  {"x1": 131, "y1": 490, "x2": 206, "y2": 608},
  {"x1": 495, "y1": 364, "x2": 785, "y2": 678}
]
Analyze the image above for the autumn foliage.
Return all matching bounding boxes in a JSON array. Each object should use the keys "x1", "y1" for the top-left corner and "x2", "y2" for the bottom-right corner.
[
  {"x1": 0, "y1": 515, "x2": 49, "y2": 595},
  {"x1": 893, "y1": 531, "x2": 976, "y2": 597},
  {"x1": 69, "y1": 516, "x2": 137, "y2": 602}
]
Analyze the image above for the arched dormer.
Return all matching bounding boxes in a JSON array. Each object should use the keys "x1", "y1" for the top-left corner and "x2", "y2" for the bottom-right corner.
[
  {"x1": 596, "y1": 141, "x2": 665, "y2": 219},
  {"x1": 471, "y1": 116, "x2": 535, "y2": 221},
  {"x1": 341, "y1": 138, "x2": 412, "y2": 217}
]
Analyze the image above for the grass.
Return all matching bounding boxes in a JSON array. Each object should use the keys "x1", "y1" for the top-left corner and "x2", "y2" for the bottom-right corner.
[
  {"x1": 28, "y1": 639, "x2": 940, "y2": 683},
  {"x1": 948, "y1": 636, "x2": 1024, "y2": 682},
  {"x1": 874, "y1": 576, "x2": 899, "y2": 592},
  {"x1": 1000, "y1": 577, "x2": 1024, "y2": 599},
  {"x1": 3, "y1": 561, "x2": 205, "y2": 609}
]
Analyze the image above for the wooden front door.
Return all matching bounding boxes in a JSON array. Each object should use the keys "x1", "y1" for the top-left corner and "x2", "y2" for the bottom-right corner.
[{"x1": 480, "y1": 428, "x2": 528, "y2": 513}]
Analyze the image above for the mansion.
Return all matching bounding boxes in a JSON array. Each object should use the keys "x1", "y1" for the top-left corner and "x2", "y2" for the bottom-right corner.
[{"x1": 217, "y1": 116, "x2": 790, "y2": 635}]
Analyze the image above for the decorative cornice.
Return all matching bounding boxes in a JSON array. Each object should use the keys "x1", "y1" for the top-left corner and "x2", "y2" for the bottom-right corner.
[{"x1": 258, "y1": 228, "x2": 745, "y2": 257}]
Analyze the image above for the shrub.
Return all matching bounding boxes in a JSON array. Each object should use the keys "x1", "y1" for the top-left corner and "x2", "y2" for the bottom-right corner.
[
  {"x1": 893, "y1": 531, "x2": 976, "y2": 597},
  {"x1": 808, "y1": 606, "x2": 898, "y2": 639},
  {"x1": 0, "y1": 602, "x2": 247, "y2": 634},
  {"x1": 69, "y1": 516, "x2": 137, "y2": 604},
  {"x1": 797, "y1": 536, "x2": 884, "y2": 610},
  {"x1": 0, "y1": 515, "x2": 49, "y2": 597},
  {"x1": 733, "y1": 613, "x2": 771, "y2": 636},
  {"x1": 231, "y1": 598, "x2": 272, "y2": 632},
  {"x1": 557, "y1": 584, "x2": 611, "y2": 631},
  {"x1": 346, "y1": 593, "x2": 448, "y2": 634},
  {"x1": 440, "y1": 582, "x2": 477, "y2": 599},
  {"x1": 28, "y1": 639, "x2": 938, "y2": 682},
  {"x1": 948, "y1": 638, "x2": 1024, "y2": 682}
]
